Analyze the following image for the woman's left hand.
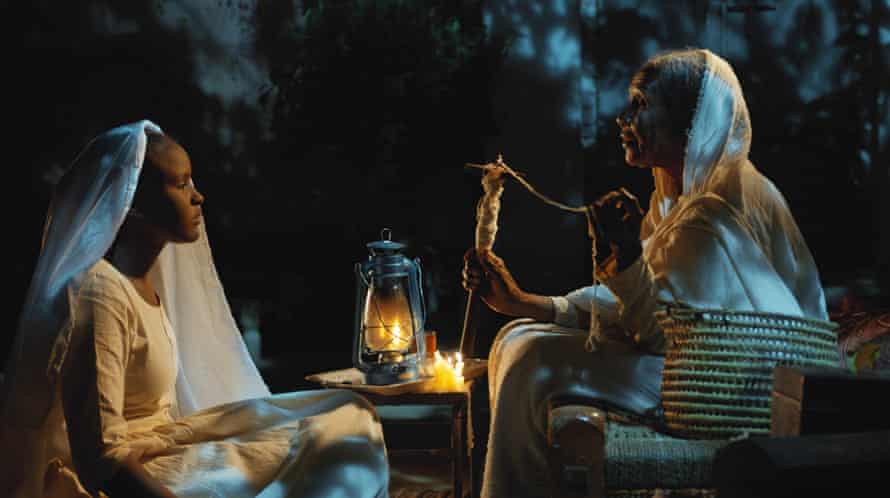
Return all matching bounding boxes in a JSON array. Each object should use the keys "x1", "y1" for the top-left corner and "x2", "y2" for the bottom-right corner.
[{"x1": 590, "y1": 188, "x2": 644, "y2": 270}]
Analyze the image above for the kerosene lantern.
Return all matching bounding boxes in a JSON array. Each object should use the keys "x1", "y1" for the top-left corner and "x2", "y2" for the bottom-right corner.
[{"x1": 353, "y1": 228, "x2": 427, "y2": 384}]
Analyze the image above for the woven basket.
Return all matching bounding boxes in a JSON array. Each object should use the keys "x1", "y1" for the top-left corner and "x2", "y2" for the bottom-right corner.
[{"x1": 656, "y1": 303, "x2": 839, "y2": 439}]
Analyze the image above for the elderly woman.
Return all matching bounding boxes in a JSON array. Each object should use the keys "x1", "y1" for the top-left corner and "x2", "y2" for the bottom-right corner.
[
  {"x1": 1, "y1": 122, "x2": 389, "y2": 498},
  {"x1": 463, "y1": 49, "x2": 827, "y2": 498}
]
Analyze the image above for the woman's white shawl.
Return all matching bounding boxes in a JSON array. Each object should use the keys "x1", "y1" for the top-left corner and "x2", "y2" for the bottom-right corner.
[
  {"x1": 0, "y1": 121, "x2": 270, "y2": 497},
  {"x1": 565, "y1": 49, "x2": 828, "y2": 353}
]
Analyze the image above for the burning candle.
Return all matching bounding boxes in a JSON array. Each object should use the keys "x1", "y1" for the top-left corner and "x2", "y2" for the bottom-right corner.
[
  {"x1": 455, "y1": 352, "x2": 464, "y2": 382},
  {"x1": 426, "y1": 350, "x2": 465, "y2": 392}
]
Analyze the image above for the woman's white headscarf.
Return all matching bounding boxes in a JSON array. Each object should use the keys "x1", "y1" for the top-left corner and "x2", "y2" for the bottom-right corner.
[
  {"x1": 1, "y1": 120, "x2": 269, "y2": 497},
  {"x1": 641, "y1": 50, "x2": 827, "y2": 321}
]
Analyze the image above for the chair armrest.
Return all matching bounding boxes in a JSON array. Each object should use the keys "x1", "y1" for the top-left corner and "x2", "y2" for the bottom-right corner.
[
  {"x1": 546, "y1": 397, "x2": 607, "y2": 498},
  {"x1": 771, "y1": 365, "x2": 890, "y2": 436}
]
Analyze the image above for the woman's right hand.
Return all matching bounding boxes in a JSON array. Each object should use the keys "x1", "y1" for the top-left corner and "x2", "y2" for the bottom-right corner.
[
  {"x1": 461, "y1": 248, "x2": 526, "y2": 316},
  {"x1": 590, "y1": 188, "x2": 644, "y2": 271}
]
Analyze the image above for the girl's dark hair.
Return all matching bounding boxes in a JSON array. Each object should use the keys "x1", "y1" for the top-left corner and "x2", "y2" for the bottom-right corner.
[
  {"x1": 631, "y1": 49, "x2": 706, "y2": 140},
  {"x1": 145, "y1": 131, "x2": 179, "y2": 159}
]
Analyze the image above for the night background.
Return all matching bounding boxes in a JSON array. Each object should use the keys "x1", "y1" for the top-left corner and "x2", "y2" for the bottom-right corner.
[{"x1": 6, "y1": 0, "x2": 889, "y2": 392}]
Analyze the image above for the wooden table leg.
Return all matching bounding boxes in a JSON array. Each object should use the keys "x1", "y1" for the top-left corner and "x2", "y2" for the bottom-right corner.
[{"x1": 452, "y1": 403, "x2": 464, "y2": 498}]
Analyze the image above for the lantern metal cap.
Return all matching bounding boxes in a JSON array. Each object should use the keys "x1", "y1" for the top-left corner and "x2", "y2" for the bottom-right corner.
[{"x1": 367, "y1": 228, "x2": 405, "y2": 254}]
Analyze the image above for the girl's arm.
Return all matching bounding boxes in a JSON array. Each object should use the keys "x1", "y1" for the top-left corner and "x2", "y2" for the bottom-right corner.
[{"x1": 61, "y1": 274, "x2": 178, "y2": 498}]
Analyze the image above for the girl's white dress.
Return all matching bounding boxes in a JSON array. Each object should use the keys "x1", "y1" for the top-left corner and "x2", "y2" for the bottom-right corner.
[{"x1": 61, "y1": 259, "x2": 388, "y2": 498}]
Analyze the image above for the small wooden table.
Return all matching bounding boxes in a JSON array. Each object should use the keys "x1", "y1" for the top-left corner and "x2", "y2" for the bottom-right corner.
[{"x1": 307, "y1": 358, "x2": 487, "y2": 498}]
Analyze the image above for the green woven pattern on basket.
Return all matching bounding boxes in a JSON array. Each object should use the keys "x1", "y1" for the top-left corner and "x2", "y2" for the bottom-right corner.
[
  {"x1": 656, "y1": 305, "x2": 839, "y2": 439},
  {"x1": 605, "y1": 423, "x2": 728, "y2": 490}
]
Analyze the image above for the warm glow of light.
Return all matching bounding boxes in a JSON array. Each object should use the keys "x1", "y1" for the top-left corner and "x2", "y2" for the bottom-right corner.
[
  {"x1": 390, "y1": 322, "x2": 402, "y2": 349},
  {"x1": 366, "y1": 319, "x2": 411, "y2": 353},
  {"x1": 426, "y1": 350, "x2": 465, "y2": 392},
  {"x1": 362, "y1": 280, "x2": 414, "y2": 352}
]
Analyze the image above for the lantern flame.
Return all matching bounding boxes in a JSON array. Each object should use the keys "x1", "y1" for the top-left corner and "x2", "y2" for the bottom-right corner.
[
  {"x1": 362, "y1": 276, "x2": 414, "y2": 353},
  {"x1": 387, "y1": 322, "x2": 407, "y2": 351}
]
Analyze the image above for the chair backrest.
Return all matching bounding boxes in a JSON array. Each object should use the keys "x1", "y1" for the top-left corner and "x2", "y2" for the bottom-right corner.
[{"x1": 655, "y1": 303, "x2": 839, "y2": 439}]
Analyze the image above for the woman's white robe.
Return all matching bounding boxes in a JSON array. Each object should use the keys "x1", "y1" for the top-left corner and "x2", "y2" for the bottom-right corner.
[{"x1": 480, "y1": 50, "x2": 829, "y2": 498}]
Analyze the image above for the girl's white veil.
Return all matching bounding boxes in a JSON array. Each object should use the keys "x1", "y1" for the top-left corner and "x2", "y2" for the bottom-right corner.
[
  {"x1": 149, "y1": 221, "x2": 271, "y2": 415},
  {"x1": 1, "y1": 120, "x2": 269, "y2": 497}
]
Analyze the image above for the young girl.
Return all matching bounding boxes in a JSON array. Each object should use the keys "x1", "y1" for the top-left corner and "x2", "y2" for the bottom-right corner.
[{"x1": 1, "y1": 121, "x2": 390, "y2": 498}]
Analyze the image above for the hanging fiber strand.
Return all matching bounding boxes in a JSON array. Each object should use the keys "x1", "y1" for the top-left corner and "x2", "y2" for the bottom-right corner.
[
  {"x1": 473, "y1": 155, "x2": 507, "y2": 251},
  {"x1": 466, "y1": 155, "x2": 602, "y2": 351}
]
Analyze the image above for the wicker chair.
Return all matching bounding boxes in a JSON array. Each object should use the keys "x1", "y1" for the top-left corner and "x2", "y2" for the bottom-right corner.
[{"x1": 546, "y1": 303, "x2": 839, "y2": 498}]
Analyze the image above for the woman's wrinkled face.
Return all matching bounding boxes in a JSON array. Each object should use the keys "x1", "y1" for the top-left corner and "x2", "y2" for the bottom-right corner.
[
  {"x1": 616, "y1": 82, "x2": 685, "y2": 170},
  {"x1": 136, "y1": 139, "x2": 205, "y2": 244}
]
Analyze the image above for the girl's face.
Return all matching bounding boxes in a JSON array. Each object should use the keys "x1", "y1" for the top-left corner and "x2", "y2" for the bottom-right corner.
[
  {"x1": 616, "y1": 83, "x2": 686, "y2": 171},
  {"x1": 136, "y1": 139, "x2": 205, "y2": 244}
]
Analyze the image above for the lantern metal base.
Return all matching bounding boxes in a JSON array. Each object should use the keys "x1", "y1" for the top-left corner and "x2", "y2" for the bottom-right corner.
[{"x1": 361, "y1": 361, "x2": 420, "y2": 385}]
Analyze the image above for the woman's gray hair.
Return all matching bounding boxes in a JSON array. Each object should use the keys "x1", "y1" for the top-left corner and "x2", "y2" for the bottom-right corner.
[{"x1": 631, "y1": 48, "x2": 707, "y2": 140}]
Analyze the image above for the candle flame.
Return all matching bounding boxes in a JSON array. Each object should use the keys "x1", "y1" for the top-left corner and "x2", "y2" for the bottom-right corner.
[{"x1": 426, "y1": 350, "x2": 465, "y2": 392}]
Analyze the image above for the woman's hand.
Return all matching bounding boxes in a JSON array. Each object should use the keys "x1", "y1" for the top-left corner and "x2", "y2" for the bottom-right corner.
[
  {"x1": 461, "y1": 248, "x2": 556, "y2": 322},
  {"x1": 462, "y1": 248, "x2": 525, "y2": 316},
  {"x1": 461, "y1": 248, "x2": 555, "y2": 321},
  {"x1": 591, "y1": 188, "x2": 644, "y2": 272}
]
